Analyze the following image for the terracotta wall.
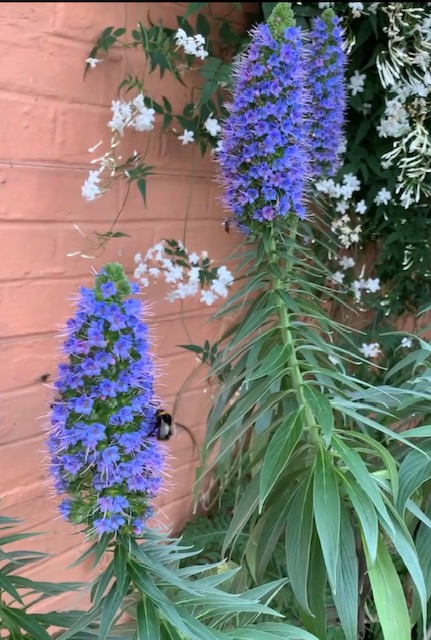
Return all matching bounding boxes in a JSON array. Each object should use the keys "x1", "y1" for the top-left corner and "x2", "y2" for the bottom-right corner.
[{"x1": 0, "y1": 1, "x2": 240, "y2": 589}]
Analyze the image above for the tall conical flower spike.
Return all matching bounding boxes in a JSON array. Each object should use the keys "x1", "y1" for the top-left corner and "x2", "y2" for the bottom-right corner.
[
  {"x1": 47, "y1": 263, "x2": 164, "y2": 538},
  {"x1": 218, "y1": 2, "x2": 310, "y2": 231}
]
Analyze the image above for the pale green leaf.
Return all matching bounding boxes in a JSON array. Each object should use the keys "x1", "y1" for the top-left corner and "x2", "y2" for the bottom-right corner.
[{"x1": 313, "y1": 448, "x2": 340, "y2": 594}]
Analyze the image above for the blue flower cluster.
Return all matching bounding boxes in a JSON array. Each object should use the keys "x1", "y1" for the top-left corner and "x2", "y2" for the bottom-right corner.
[
  {"x1": 218, "y1": 15, "x2": 309, "y2": 229},
  {"x1": 308, "y1": 10, "x2": 346, "y2": 178},
  {"x1": 47, "y1": 263, "x2": 164, "y2": 537}
]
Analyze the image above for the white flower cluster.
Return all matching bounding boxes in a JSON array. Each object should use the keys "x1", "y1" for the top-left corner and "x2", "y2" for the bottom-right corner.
[
  {"x1": 82, "y1": 93, "x2": 154, "y2": 202},
  {"x1": 348, "y1": 70, "x2": 366, "y2": 96},
  {"x1": 108, "y1": 94, "x2": 155, "y2": 136},
  {"x1": 331, "y1": 256, "x2": 381, "y2": 305},
  {"x1": 316, "y1": 173, "x2": 364, "y2": 248},
  {"x1": 377, "y1": 3, "x2": 431, "y2": 207},
  {"x1": 174, "y1": 28, "x2": 208, "y2": 60},
  {"x1": 134, "y1": 241, "x2": 234, "y2": 306},
  {"x1": 359, "y1": 342, "x2": 381, "y2": 359}
]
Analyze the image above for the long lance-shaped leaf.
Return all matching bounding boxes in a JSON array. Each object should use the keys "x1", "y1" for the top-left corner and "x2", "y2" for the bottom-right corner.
[
  {"x1": 332, "y1": 501, "x2": 358, "y2": 640},
  {"x1": 285, "y1": 471, "x2": 315, "y2": 615},
  {"x1": 313, "y1": 447, "x2": 340, "y2": 595},
  {"x1": 365, "y1": 535, "x2": 411, "y2": 640}
]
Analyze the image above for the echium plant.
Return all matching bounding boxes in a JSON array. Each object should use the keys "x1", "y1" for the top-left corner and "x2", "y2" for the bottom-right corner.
[
  {"x1": 198, "y1": 4, "x2": 431, "y2": 640},
  {"x1": 47, "y1": 263, "x2": 317, "y2": 640}
]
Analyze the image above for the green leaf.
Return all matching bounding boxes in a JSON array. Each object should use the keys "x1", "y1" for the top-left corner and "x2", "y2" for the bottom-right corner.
[
  {"x1": 229, "y1": 622, "x2": 318, "y2": 639},
  {"x1": 332, "y1": 502, "x2": 358, "y2": 640},
  {"x1": 0, "y1": 570, "x2": 24, "y2": 604},
  {"x1": 184, "y1": 2, "x2": 208, "y2": 16},
  {"x1": 222, "y1": 472, "x2": 260, "y2": 554},
  {"x1": 285, "y1": 472, "x2": 314, "y2": 614},
  {"x1": 365, "y1": 536, "x2": 411, "y2": 640},
  {"x1": 396, "y1": 444, "x2": 431, "y2": 515},
  {"x1": 332, "y1": 435, "x2": 393, "y2": 536},
  {"x1": 340, "y1": 474, "x2": 378, "y2": 565},
  {"x1": 303, "y1": 386, "x2": 333, "y2": 446},
  {"x1": 299, "y1": 533, "x2": 327, "y2": 640},
  {"x1": 113, "y1": 543, "x2": 128, "y2": 594},
  {"x1": 259, "y1": 407, "x2": 304, "y2": 509},
  {"x1": 246, "y1": 492, "x2": 293, "y2": 583},
  {"x1": 313, "y1": 448, "x2": 340, "y2": 594},
  {"x1": 99, "y1": 575, "x2": 130, "y2": 640},
  {"x1": 1, "y1": 607, "x2": 52, "y2": 640},
  {"x1": 137, "y1": 598, "x2": 160, "y2": 640},
  {"x1": 137, "y1": 178, "x2": 147, "y2": 206}
]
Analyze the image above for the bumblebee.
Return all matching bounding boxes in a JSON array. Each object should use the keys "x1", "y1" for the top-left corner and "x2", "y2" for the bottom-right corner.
[
  {"x1": 154, "y1": 409, "x2": 174, "y2": 440},
  {"x1": 154, "y1": 408, "x2": 197, "y2": 452}
]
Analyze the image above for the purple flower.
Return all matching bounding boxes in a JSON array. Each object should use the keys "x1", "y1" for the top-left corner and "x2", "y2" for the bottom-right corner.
[
  {"x1": 218, "y1": 15, "x2": 310, "y2": 229},
  {"x1": 47, "y1": 263, "x2": 165, "y2": 539},
  {"x1": 308, "y1": 10, "x2": 346, "y2": 178},
  {"x1": 100, "y1": 281, "x2": 117, "y2": 298}
]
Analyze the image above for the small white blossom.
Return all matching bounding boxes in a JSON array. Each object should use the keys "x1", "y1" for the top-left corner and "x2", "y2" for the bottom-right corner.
[
  {"x1": 364, "y1": 277, "x2": 380, "y2": 293},
  {"x1": 174, "y1": 29, "x2": 208, "y2": 59},
  {"x1": 374, "y1": 187, "x2": 392, "y2": 205},
  {"x1": 211, "y1": 279, "x2": 229, "y2": 298},
  {"x1": 188, "y1": 266, "x2": 200, "y2": 283},
  {"x1": 216, "y1": 265, "x2": 234, "y2": 286},
  {"x1": 85, "y1": 57, "x2": 103, "y2": 68},
  {"x1": 359, "y1": 342, "x2": 381, "y2": 358},
  {"x1": 355, "y1": 200, "x2": 367, "y2": 215},
  {"x1": 335, "y1": 200, "x2": 349, "y2": 214},
  {"x1": 332, "y1": 271, "x2": 345, "y2": 285},
  {"x1": 339, "y1": 256, "x2": 355, "y2": 270},
  {"x1": 348, "y1": 70, "x2": 366, "y2": 96},
  {"x1": 204, "y1": 114, "x2": 221, "y2": 137},
  {"x1": 401, "y1": 337, "x2": 413, "y2": 349},
  {"x1": 178, "y1": 129, "x2": 195, "y2": 145},
  {"x1": 348, "y1": 2, "x2": 364, "y2": 18},
  {"x1": 200, "y1": 290, "x2": 216, "y2": 306},
  {"x1": 82, "y1": 170, "x2": 103, "y2": 201},
  {"x1": 189, "y1": 252, "x2": 199, "y2": 264}
]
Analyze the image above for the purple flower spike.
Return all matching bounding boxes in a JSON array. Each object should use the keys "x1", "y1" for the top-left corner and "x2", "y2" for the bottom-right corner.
[
  {"x1": 218, "y1": 10, "x2": 310, "y2": 230},
  {"x1": 308, "y1": 10, "x2": 346, "y2": 178},
  {"x1": 47, "y1": 263, "x2": 165, "y2": 538}
]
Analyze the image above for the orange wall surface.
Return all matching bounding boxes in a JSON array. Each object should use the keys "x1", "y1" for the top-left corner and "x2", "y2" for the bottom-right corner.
[{"x1": 0, "y1": 1, "x2": 241, "y2": 590}]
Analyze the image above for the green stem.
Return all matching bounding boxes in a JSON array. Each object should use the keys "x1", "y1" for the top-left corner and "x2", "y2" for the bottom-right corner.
[{"x1": 268, "y1": 222, "x2": 319, "y2": 445}]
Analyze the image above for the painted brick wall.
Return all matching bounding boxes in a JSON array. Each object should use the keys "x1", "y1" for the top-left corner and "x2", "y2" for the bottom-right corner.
[{"x1": 0, "y1": 1, "x2": 242, "y2": 589}]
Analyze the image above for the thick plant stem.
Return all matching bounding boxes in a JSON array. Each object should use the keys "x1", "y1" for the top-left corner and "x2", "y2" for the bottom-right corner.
[{"x1": 268, "y1": 223, "x2": 319, "y2": 444}]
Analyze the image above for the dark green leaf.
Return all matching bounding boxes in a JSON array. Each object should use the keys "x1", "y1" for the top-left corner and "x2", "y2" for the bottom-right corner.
[{"x1": 137, "y1": 598, "x2": 160, "y2": 640}]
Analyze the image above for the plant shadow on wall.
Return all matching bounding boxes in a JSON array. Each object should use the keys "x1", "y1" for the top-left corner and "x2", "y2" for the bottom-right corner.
[{"x1": 46, "y1": 2, "x2": 431, "y2": 640}]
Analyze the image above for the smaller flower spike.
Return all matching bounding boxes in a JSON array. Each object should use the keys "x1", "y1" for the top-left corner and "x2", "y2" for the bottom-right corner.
[
  {"x1": 308, "y1": 9, "x2": 346, "y2": 178},
  {"x1": 47, "y1": 263, "x2": 164, "y2": 538}
]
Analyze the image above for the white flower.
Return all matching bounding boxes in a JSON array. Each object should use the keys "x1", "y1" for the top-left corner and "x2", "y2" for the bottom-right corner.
[
  {"x1": 204, "y1": 114, "x2": 221, "y2": 137},
  {"x1": 85, "y1": 57, "x2": 102, "y2": 68},
  {"x1": 164, "y1": 264, "x2": 183, "y2": 283},
  {"x1": 82, "y1": 170, "x2": 103, "y2": 201},
  {"x1": 364, "y1": 277, "x2": 380, "y2": 293},
  {"x1": 401, "y1": 337, "x2": 413, "y2": 349},
  {"x1": 332, "y1": 271, "x2": 345, "y2": 285},
  {"x1": 318, "y1": 2, "x2": 334, "y2": 6},
  {"x1": 138, "y1": 277, "x2": 149, "y2": 288},
  {"x1": 343, "y1": 173, "x2": 361, "y2": 192},
  {"x1": 188, "y1": 266, "x2": 200, "y2": 283},
  {"x1": 374, "y1": 187, "x2": 392, "y2": 205},
  {"x1": 174, "y1": 28, "x2": 188, "y2": 46},
  {"x1": 339, "y1": 256, "x2": 355, "y2": 270},
  {"x1": 355, "y1": 200, "x2": 367, "y2": 215},
  {"x1": 201, "y1": 250, "x2": 209, "y2": 260},
  {"x1": 178, "y1": 129, "x2": 195, "y2": 145},
  {"x1": 211, "y1": 279, "x2": 229, "y2": 298},
  {"x1": 134, "y1": 253, "x2": 142, "y2": 264},
  {"x1": 131, "y1": 107, "x2": 155, "y2": 132},
  {"x1": 189, "y1": 252, "x2": 199, "y2": 265},
  {"x1": 175, "y1": 282, "x2": 198, "y2": 299},
  {"x1": 134, "y1": 263, "x2": 147, "y2": 279},
  {"x1": 359, "y1": 342, "x2": 381, "y2": 358},
  {"x1": 216, "y1": 265, "x2": 234, "y2": 286},
  {"x1": 195, "y1": 46, "x2": 209, "y2": 60},
  {"x1": 200, "y1": 290, "x2": 216, "y2": 306},
  {"x1": 348, "y1": 2, "x2": 364, "y2": 18},
  {"x1": 348, "y1": 70, "x2": 366, "y2": 96},
  {"x1": 148, "y1": 267, "x2": 160, "y2": 278},
  {"x1": 335, "y1": 200, "x2": 349, "y2": 214}
]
